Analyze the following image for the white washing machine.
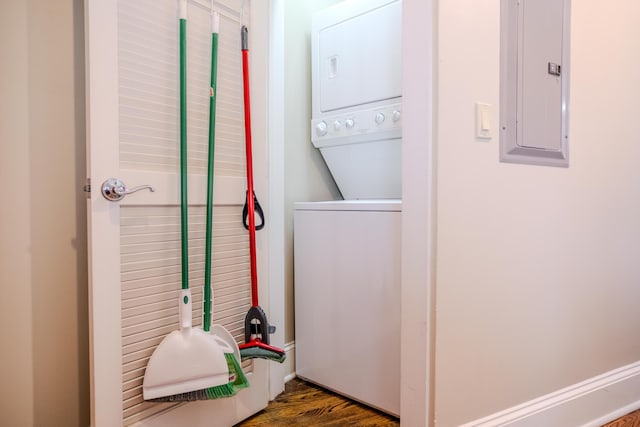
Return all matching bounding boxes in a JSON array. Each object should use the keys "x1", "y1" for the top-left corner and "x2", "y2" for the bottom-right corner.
[{"x1": 294, "y1": 200, "x2": 401, "y2": 416}]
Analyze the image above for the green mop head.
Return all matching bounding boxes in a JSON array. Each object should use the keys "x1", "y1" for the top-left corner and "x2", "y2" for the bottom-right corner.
[
  {"x1": 239, "y1": 307, "x2": 286, "y2": 363},
  {"x1": 239, "y1": 340, "x2": 286, "y2": 363}
]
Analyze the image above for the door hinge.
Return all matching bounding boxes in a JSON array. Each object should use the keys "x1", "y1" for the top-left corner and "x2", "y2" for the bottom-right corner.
[{"x1": 83, "y1": 178, "x2": 91, "y2": 198}]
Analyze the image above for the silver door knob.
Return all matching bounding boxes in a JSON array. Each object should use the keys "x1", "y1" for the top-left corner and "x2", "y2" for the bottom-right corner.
[{"x1": 101, "y1": 178, "x2": 155, "y2": 202}]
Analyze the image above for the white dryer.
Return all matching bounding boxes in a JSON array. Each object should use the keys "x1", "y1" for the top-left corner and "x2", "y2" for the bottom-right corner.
[{"x1": 310, "y1": 0, "x2": 402, "y2": 200}]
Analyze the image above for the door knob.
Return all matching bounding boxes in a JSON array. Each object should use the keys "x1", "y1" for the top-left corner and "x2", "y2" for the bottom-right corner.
[{"x1": 101, "y1": 178, "x2": 155, "y2": 202}]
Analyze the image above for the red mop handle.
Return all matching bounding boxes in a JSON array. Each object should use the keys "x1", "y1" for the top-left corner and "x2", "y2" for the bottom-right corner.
[{"x1": 242, "y1": 26, "x2": 259, "y2": 308}]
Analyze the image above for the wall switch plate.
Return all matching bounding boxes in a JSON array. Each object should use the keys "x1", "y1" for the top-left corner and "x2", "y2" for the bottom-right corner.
[{"x1": 475, "y1": 103, "x2": 492, "y2": 140}]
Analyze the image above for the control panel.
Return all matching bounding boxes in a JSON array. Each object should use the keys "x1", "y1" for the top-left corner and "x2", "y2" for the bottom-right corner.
[{"x1": 311, "y1": 102, "x2": 402, "y2": 148}]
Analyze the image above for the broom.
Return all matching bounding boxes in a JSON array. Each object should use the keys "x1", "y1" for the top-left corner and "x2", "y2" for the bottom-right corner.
[{"x1": 201, "y1": 8, "x2": 248, "y2": 394}]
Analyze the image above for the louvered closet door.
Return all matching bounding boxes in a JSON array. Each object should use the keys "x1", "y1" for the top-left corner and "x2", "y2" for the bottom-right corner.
[{"x1": 85, "y1": 0, "x2": 270, "y2": 426}]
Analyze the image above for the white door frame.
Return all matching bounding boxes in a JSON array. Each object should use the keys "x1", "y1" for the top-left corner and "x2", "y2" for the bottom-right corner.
[
  {"x1": 264, "y1": 0, "x2": 287, "y2": 401},
  {"x1": 84, "y1": 0, "x2": 123, "y2": 424},
  {"x1": 262, "y1": 2, "x2": 440, "y2": 423},
  {"x1": 250, "y1": 0, "x2": 286, "y2": 401},
  {"x1": 400, "y1": 0, "x2": 436, "y2": 426}
]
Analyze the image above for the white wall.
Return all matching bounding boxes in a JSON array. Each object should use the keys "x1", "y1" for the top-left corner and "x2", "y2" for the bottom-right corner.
[
  {"x1": 435, "y1": 1, "x2": 640, "y2": 425},
  {"x1": 0, "y1": 0, "x2": 89, "y2": 425},
  {"x1": 283, "y1": 0, "x2": 342, "y2": 343}
]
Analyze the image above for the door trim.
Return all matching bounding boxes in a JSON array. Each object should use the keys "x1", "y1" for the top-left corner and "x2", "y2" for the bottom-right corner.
[
  {"x1": 265, "y1": 0, "x2": 287, "y2": 400},
  {"x1": 85, "y1": 0, "x2": 123, "y2": 424}
]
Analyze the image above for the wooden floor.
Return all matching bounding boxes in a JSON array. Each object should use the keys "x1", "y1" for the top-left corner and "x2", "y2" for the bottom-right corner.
[
  {"x1": 235, "y1": 378, "x2": 639, "y2": 426},
  {"x1": 235, "y1": 379, "x2": 399, "y2": 427},
  {"x1": 604, "y1": 410, "x2": 640, "y2": 427}
]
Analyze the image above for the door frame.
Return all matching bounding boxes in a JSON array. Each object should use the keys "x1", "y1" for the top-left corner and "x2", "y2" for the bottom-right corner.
[
  {"x1": 264, "y1": 0, "x2": 286, "y2": 401},
  {"x1": 84, "y1": 0, "x2": 122, "y2": 424},
  {"x1": 400, "y1": 0, "x2": 436, "y2": 426}
]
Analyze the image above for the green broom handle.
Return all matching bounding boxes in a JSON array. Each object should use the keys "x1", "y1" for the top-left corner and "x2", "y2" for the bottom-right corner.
[
  {"x1": 179, "y1": 3, "x2": 189, "y2": 292},
  {"x1": 203, "y1": 12, "x2": 220, "y2": 332}
]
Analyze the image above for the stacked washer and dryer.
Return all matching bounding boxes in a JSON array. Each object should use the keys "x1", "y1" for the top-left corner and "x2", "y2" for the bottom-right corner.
[{"x1": 294, "y1": 0, "x2": 402, "y2": 416}]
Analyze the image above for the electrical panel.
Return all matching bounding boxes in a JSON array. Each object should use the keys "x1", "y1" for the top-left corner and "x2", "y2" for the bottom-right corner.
[{"x1": 500, "y1": 0, "x2": 571, "y2": 167}]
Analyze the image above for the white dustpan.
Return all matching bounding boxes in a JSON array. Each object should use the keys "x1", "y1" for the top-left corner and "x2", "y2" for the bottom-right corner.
[
  {"x1": 211, "y1": 324, "x2": 241, "y2": 362},
  {"x1": 143, "y1": 290, "x2": 232, "y2": 400}
]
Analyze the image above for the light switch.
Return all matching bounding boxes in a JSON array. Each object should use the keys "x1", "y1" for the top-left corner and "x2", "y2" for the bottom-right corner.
[
  {"x1": 475, "y1": 103, "x2": 492, "y2": 139},
  {"x1": 481, "y1": 111, "x2": 491, "y2": 131}
]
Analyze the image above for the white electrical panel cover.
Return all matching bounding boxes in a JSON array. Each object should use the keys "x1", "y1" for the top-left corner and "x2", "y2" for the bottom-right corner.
[{"x1": 500, "y1": 0, "x2": 570, "y2": 167}]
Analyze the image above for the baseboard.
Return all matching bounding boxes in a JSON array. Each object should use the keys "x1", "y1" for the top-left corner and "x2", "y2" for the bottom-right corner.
[
  {"x1": 460, "y1": 360, "x2": 640, "y2": 427},
  {"x1": 283, "y1": 341, "x2": 296, "y2": 383}
]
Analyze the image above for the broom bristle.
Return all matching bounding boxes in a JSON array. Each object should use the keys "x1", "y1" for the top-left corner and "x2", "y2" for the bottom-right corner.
[
  {"x1": 147, "y1": 353, "x2": 247, "y2": 402},
  {"x1": 147, "y1": 381, "x2": 236, "y2": 402},
  {"x1": 226, "y1": 352, "x2": 249, "y2": 391}
]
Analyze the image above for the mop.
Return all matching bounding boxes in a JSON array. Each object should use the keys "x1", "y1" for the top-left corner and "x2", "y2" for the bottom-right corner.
[
  {"x1": 142, "y1": 1, "x2": 239, "y2": 401},
  {"x1": 238, "y1": 24, "x2": 286, "y2": 363}
]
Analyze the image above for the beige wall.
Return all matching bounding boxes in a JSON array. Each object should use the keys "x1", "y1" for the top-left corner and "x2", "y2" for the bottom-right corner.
[
  {"x1": 283, "y1": 0, "x2": 342, "y2": 343},
  {"x1": 435, "y1": 1, "x2": 640, "y2": 425},
  {"x1": 0, "y1": 0, "x2": 89, "y2": 426},
  {"x1": 0, "y1": 2, "x2": 35, "y2": 425}
]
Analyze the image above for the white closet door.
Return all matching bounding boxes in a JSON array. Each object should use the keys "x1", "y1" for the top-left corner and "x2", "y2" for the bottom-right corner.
[{"x1": 85, "y1": 0, "x2": 271, "y2": 425}]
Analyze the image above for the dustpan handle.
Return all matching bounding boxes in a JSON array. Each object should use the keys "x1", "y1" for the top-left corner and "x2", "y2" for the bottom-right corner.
[
  {"x1": 203, "y1": 10, "x2": 220, "y2": 333},
  {"x1": 179, "y1": 289, "x2": 192, "y2": 329}
]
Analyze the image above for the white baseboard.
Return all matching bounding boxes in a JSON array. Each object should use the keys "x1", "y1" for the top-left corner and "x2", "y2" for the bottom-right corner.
[
  {"x1": 283, "y1": 341, "x2": 296, "y2": 383},
  {"x1": 460, "y1": 360, "x2": 640, "y2": 427}
]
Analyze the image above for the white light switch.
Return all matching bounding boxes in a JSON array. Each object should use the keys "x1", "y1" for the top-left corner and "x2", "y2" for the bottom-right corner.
[
  {"x1": 475, "y1": 103, "x2": 492, "y2": 139},
  {"x1": 481, "y1": 111, "x2": 490, "y2": 131}
]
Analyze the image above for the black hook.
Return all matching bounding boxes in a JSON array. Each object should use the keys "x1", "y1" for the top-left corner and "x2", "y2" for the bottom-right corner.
[{"x1": 242, "y1": 190, "x2": 265, "y2": 231}]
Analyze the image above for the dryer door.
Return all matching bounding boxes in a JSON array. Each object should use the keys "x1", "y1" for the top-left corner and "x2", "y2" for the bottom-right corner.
[{"x1": 313, "y1": 0, "x2": 402, "y2": 114}]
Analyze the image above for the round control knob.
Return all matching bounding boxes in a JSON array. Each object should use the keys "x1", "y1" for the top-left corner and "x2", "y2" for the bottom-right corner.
[
  {"x1": 315, "y1": 121, "x2": 328, "y2": 136},
  {"x1": 392, "y1": 110, "x2": 401, "y2": 123},
  {"x1": 375, "y1": 112, "x2": 385, "y2": 125},
  {"x1": 345, "y1": 118, "x2": 355, "y2": 129},
  {"x1": 333, "y1": 120, "x2": 343, "y2": 131}
]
